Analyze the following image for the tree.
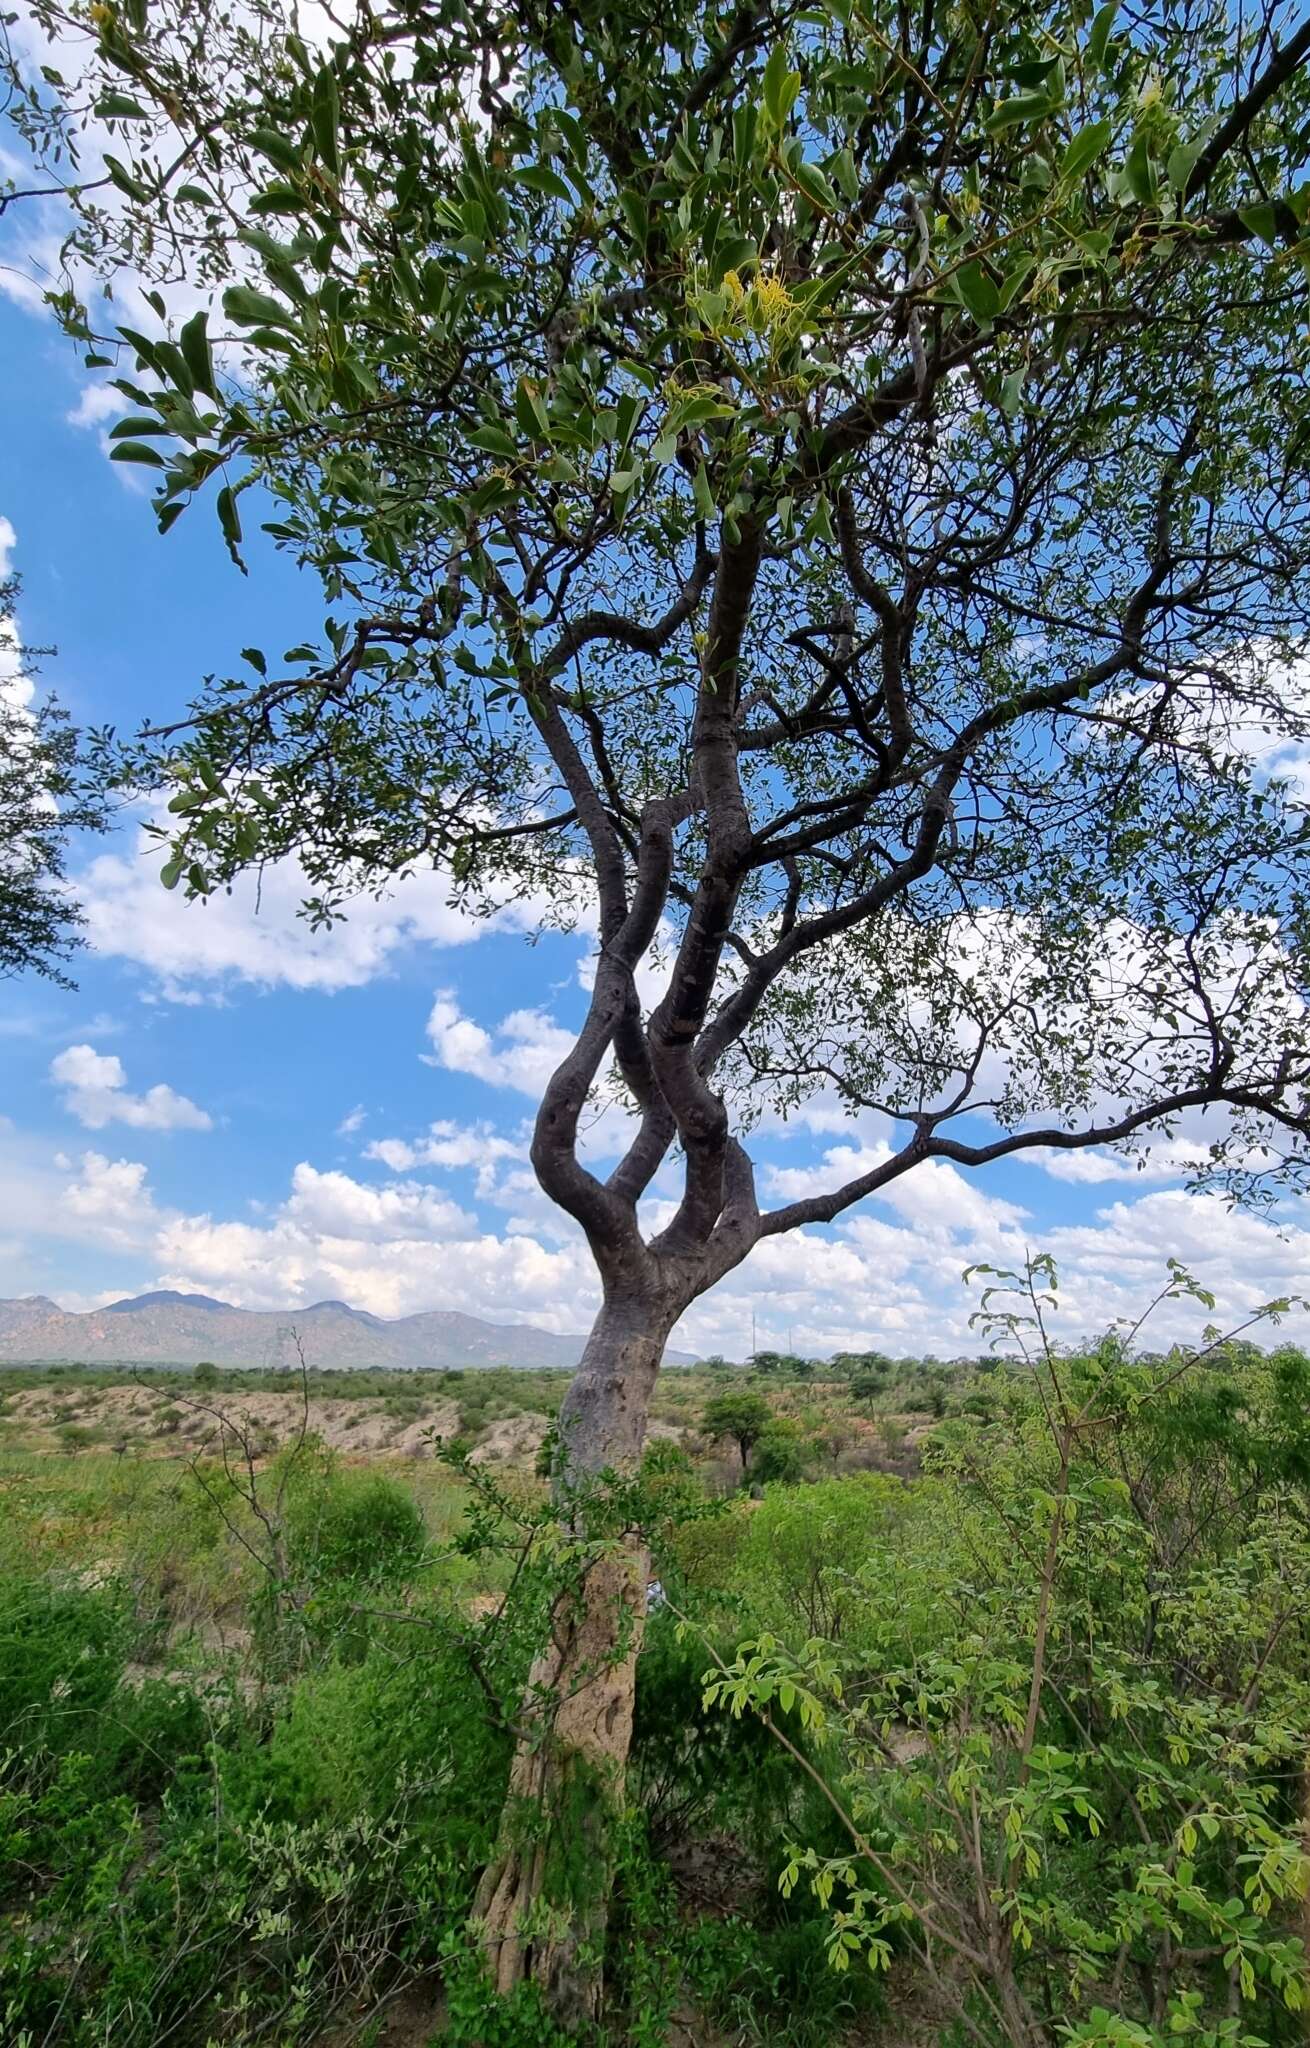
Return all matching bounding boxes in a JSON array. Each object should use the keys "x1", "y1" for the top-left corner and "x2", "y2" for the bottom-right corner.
[
  {"x1": 751, "y1": 1414, "x2": 809, "y2": 1483},
  {"x1": 850, "y1": 1368, "x2": 889, "y2": 1411},
  {"x1": 833, "y1": 1348, "x2": 894, "y2": 1381},
  {"x1": 702, "y1": 1388, "x2": 772, "y2": 1473},
  {"x1": 749, "y1": 1346, "x2": 810, "y2": 1376},
  {"x1": 0, "y1": 580, "x2": 105, "y2": 985},
  {"x1": 15, "y1": 0, "x2": 1310, "y2": 2018}
]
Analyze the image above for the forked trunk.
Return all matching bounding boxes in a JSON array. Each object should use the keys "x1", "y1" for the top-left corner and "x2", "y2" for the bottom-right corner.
[{"x1": 472, "y1": 1290, "x2": 672, "y2": 2026}]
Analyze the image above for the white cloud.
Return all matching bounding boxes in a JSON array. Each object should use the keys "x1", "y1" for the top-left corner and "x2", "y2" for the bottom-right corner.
[
  {"x1": 336, "y1": 1105, "x2": 367, "y2": 1137},
  {"x1": 8, "y1": 1112, "x2": 1306, "y2": 1364},
  {"x1": 50, "y1": 1043, "x2": 212, "y2": 1131},
  {"x1": 1036, "y1": 1138, "x2": 1210, "y2": 1185},
  {"x1": 77, "y1": 814, "x2": 552, "y2": 998},
  {"x1": 62, "y1": 1151, "x2": 160, "y2": 1246},
  {"x1": 765, "y1": 1142, "x2": 895, "y2": 1203},
  {"x1": 65, "y1": 383, "x2": 129, "y2": 430},
  {"x1": 423, "y1": 991, "x2": 577, "y2": 1096},
  {"x1": 281, "y1": 1162, "x2": 473, "y2": 1243},
  {"x1": 0, "y1": 516, "x2": 33, "y2": 715},
  {"x1": 365, "y1": 1117, "x2": 527, "y2": 1196}
]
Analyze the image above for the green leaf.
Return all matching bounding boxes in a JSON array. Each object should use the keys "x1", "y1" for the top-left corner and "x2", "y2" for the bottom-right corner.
[
  {"x1": 693, "y1": 462, "x2": 715, "y2": 521},
  {"x1": 792, "y1": 160, "x2": 838, "y2": 213},
  {"x1": 1238, "y1": 201, "x2": 1280, "y2": 246},
  {"x1": 514, "y1": 163, "x2": 573, "y2": 204},
  {"x1": 312, "y1": 64, "x2": 340, "y2": 177},
  {"x1": 1166, "y1": 141, "x2": 1202, "y2": 196},
  {"x1": 986, "y1": 90, "x2": 1063, "y2": 133},
  {"x1": 1059, "y1": 119, "x2": 1112, "y2": 184},
  {"x1": 953, "y1": 259, "x2": 1001, "y2": 324},
  {"x1": 109, "y1": 416, "x2": 168, "y2": 440},
  {"x1": 241, "y1": 647, "x2": 268, "y2": 676},
  {"x1": 762, "y1": 45, "x2": 800, "y2": 130},
  {"x1": 514, "y1": 379, "x2": 551, "y2": 441},
  {"x1": 160, "y1": 855, "x2": 185, "y2": 890},
  {"x1": 96, "y1": 92, "x2": 148, "y2": 119},
  {"x1": 1087, "y1": 1, "x2": 1119, "y2": 72},
  {"x1": 216, "y1": 485, "x2": 246, "y2": 570},
  {"x1": 1124, "y1": 131, "x2": 1159, "y2": 207},
  {"x1": 248, "y1": 185, "x2": 309, "y2": 218},
  {"x1": 179, "y1": 310, "x2": 217, "y2": 399},
  {"x1": 804, "y1": 494, "x2": 835, "y2": 544},
  {"x1": 109, "y1": 441, "x2": 166, "y2": 467},
  {"x1": 468, "y1": 423, "x2": 520, "y2": 461},
  {"x1": 103, "y1": 154, "x2": 151, "y2": 202},
  {"x1": 248, "y1": 127, "x2": 303, "y2": 172},
  {"x1": 223, "y1": 285, "x2": 296, "y2": 329}
]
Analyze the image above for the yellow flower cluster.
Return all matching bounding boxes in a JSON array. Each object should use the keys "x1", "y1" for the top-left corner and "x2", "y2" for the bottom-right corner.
[{"x1": 722, "y1": 268, "x2": 799, "y2": 338}]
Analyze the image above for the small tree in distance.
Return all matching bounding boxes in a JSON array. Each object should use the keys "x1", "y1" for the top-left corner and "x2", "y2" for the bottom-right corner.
[
  {"x1": 850, "y1": 1367, "x2": 890, "y2": 1411},
  {"x1": 14, "y1": 0, "x2": 1310, "y2": 2017},
  {"x1": 702, "y1": 1387, "x2": 772, "y2": 1473}
]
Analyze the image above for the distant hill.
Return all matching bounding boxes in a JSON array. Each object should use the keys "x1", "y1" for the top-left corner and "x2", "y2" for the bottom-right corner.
[{"x1": 0, "y1": 1291, "x2": 695, "y2": 1371}]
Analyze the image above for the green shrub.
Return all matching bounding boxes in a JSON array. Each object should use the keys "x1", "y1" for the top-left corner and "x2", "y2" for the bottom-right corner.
[
  {"x1": 287, "y1": 1467, "x2": 427, "y2": 1588},
  {"x1": 685, "y1": 1912, "x2": 885, "y2": 2047}
]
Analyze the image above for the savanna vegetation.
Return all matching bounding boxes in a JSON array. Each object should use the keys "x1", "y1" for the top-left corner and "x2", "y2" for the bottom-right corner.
[
  {"x1": 2, "y1": 1258, "x2": 1309, "y2": 2047},
  {"x1": 7, "y1": 0, "x2": 1310, "y2": 2036}
]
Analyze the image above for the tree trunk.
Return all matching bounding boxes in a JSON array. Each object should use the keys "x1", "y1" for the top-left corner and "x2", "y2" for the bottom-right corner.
[{"x1": 472, "y1": 1289, "x2": 672, "y2": 2026}]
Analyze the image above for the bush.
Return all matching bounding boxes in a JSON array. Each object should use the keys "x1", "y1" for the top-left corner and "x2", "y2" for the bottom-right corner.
[
  {"x1": 0, "y1": 1568, "x2": 513, "y2": 2047},
  {"x1": 750, "y1": 1418, "x2": 808, "y2": 1486},
  {"x1": 287, "y1": 1467, "x2": 427, "y2": 1588}
]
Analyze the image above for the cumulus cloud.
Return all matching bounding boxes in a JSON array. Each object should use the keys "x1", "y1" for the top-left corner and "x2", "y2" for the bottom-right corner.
[
  {"x1": 7, "y1": 1118, "x2": 1307, "y2": 1364},
  {"x1": 0, "y1": 516, "x2": 33, "y2": 715},
  {"x1": 62, "y1": 1151, "x2": 161, "y2": 1246},
  {"x1": 76, "y1": 814, "x2": 553, "y2": 999},
  {"x1": 65, "y1": 383, "x2": 130, "y2": 431},
  {"x1": 50, "y1": 1044, "x2": 213, "y2": 1132},
  {"x1": 1036, "y1": 1138, "x2": 1211, "y2": 1185},
  {"x1": 365, "y1": 1117, "x2": 527, "y2": 1193},
  {"x1": 423, "y1": 992, "x2": 577, "y2": 1096}
]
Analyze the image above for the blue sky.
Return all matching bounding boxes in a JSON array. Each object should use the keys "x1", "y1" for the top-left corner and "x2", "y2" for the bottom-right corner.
[{"x1": 3, "y1": 269, "x2": 1310, "y2": 1360}]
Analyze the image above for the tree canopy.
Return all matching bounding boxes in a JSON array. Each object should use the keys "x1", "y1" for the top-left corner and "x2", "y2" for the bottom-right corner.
[
  {"x1": 702, "y1": 1387, "x2": 772, "y2": 1467},
  {"x1": 0, "y1": 579, "x2": 106, "y2": 986},
  {"x1": 12, "y1": 0, "x2": 1310, "y2": 1296}
]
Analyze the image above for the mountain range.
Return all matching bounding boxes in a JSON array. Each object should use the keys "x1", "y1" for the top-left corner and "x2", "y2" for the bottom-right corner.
[{"x1": 0, "y1": 1291, "x2": 695, "y2": 1371}]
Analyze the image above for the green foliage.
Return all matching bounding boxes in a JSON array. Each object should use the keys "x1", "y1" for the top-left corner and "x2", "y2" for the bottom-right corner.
[
  {"x1": 0, "y1": 577, "x2": 107, "y2": 985},
  {"x1": 703, "y1": 1264, "x2": 1310, "y2": 2046},
  {"x1": 3, "y1": 1278, "x2": 1310, "y2": 2045},
  {"x1": 749, "y1": 1416, "x2": 808, "y2": 1485},
  {"x1": 11, "y1": 0, "x2": 1310, "y2": 1261},
  {"x1": 286, "y1": 1463, "x2": 426, "y2": 1587},
  {"x1": 683, "y1": 1911, "x2": 886, "y2": 2048},
  {"x1": 702, "y1": 1390, "x2": 772, "y2": 1469}
]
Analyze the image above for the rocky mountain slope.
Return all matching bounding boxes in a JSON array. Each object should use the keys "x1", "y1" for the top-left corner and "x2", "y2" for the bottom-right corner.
[{"x1": 0, "y1": 1291, "x2": 695, "y2": 1370}]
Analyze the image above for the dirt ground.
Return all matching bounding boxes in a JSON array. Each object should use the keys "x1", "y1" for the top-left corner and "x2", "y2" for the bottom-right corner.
[{"x1": 0, "y1": 1382, "x2": 463, "y2": 1458}]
